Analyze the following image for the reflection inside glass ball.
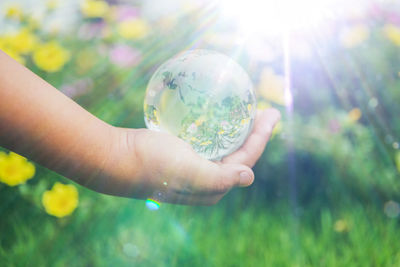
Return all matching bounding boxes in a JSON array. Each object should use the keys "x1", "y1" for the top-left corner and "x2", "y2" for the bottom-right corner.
[{"x1": 144, "y1": 49, "x2": 256, "y2": 160}]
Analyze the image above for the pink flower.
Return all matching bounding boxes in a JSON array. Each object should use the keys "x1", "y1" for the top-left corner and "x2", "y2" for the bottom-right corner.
[
  {"x1": 60, "y1": 78, "x2": 93, "y2": 99},
  {"x1": 368, "y1": 4, "x2": 400, "y2": 26},
  {"x1": 115, "y1": 5, "x2": 139, "y2": 21},
  {"x1": 109, "y1": 44, "x2": 141, "y2": 68}
]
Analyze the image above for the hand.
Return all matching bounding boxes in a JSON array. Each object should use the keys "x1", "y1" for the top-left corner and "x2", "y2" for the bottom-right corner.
[
  {"x1": 0, "y1": 52, "x2": 280, "y2": 205},
  {"x1": 97, "y1": 108, "x2": 281, "y2": 205}
]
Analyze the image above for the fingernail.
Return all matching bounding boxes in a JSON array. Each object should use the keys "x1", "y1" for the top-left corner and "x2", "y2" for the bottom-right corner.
[
  {"x1": 239, "y1": 172, "x2": 252, "y2": 186},
  {"x1": 266, "y1": 109, "x2": 281, "y2": 122}
]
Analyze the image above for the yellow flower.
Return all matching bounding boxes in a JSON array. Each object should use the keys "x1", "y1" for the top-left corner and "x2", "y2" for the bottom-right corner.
[
  {"x1": 0, "y1": 45, "x2": 25, "y2": 65},
  {"x1": 218, "y1": 130, "x2": 225, "y2": 135},
  {"x1": 118, "y1": 19, "x2": 150, "y2": 39},
  {"x1": 10, "y1": 29, "x2": 38, "y2": 54},
  {"x1": 383, "y1": 24, "x2": 400, "y2": 46},
  {"x1": 42, "y1": 182, "x2": 79, "y2": 218},
  {"x1": 81, "y1": 0, "x2": 109, "y2": 18},
  {"x1": 46, "y1": 0, "x2": 59, "y2": 10},
  {"x1": 348, "y1": 108, "x2": 362, "y2": 123},
  {"x1": 191, "y1": 137, "x2": 199, "y2": 142},
  {"x1": 33, "y1": 42, "x2": 70, "y2": 72},
  {"x1": 241, "y1": 118, "x2": 250, "y2": 125},
  {"x1": 0, "y1": 28, "x2": 37, "y2": 65},
  {"x1": 195, "y1": 116, "x2": 206, "y2": 126},
  {"x1": 339, "y1": 24, "x2": 369, "y2": 48},
  {"x1": 395, "y1": 152, "x2": 400, "y2": 173},
  {"x1": 334, "y1": 219, "x2": 350, "y2": 233},
  {"x1": 0, "y1": 151, "x2": 35, "y2": 186},
  {"x1": 5, "y1": 4, "x2": 23, "y2": 20},
  {"x1": 258, "y1": 68, "x2": 285, "y2": 106},
  {"x1": 200, "y1": 141, "x2": 212, "y2": 146},
  {"x1": 0, "y1": 35, "x2": 25, "y2": 64}
]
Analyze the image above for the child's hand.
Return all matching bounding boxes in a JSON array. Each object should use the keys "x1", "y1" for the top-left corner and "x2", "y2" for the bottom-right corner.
[
  {"x1": 95, "y1": 109, "x2": 280, "y2": 205},
  {"x1": 0, "y1": 51, "x2": 280, "y2": 206}
]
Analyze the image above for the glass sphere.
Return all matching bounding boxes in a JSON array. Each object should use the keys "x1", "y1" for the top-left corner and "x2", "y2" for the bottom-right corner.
[{"x1": 144, "y1": 49, "x2": 256, "y2": 160}]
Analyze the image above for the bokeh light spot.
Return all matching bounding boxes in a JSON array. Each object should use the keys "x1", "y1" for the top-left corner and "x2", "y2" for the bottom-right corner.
[
  {"x1": 384, "y1": 201, "x2": 400, "y2": 218},
  {"x1": 146, "y1": 198, "x2": 160, "y2": 211},
  {"x1": 368, "y1": 98, "x2": 379, "y2": 109}
]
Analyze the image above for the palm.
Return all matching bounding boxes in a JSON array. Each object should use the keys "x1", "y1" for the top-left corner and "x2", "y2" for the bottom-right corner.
[{"x1": 124, "y1": 108, "x2": 281, "y2": 205}]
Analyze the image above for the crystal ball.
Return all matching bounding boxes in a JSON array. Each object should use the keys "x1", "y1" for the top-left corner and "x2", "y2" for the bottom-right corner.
[{"x1": 144, "y1": 49, "x2": 256, "y2": 160}]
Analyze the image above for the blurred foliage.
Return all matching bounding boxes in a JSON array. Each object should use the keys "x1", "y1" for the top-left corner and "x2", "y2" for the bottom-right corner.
[{"x1": 1, "y1": 0, "x2": 400, "y2": 266}]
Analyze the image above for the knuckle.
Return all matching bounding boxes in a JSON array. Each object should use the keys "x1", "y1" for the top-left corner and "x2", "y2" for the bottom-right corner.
[{"x1": 214, "y1": 180, "x2": 230, "y2": 194}]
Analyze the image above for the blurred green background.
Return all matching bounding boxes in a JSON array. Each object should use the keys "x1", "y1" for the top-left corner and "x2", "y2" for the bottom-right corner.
[{"x1": 1, "y1": 0, "x2": 400, "y2": 266}]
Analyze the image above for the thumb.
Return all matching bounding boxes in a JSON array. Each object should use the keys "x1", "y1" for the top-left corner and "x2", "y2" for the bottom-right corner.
[
  {"x1": 192, "y1": 161, "x2": 254, "y2": 193},
  {"x1": 218, "y1": 163, "x2": 255, "y2": 188},
  {"x1": 173, "y1": 143, "x2": 255, "y2": 193}
]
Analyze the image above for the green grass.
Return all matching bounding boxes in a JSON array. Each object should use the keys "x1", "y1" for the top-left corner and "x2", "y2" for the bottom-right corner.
[{"x1": 1, "y1": 182, "x2": 399, "y2": 267}]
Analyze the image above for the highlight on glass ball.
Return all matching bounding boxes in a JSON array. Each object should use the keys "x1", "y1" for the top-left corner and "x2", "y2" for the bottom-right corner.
[{"x1": 144, "y1": 49, "x2": 256, "y2": 160}]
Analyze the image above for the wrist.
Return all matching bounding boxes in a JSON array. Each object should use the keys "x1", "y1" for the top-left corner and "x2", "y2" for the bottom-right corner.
[
  {"x1": 89, "y1": 126, "x2": 144, "y2": 197},
  {"x1": 56, "y1": 119, "x2": 116, "y2": 188}
]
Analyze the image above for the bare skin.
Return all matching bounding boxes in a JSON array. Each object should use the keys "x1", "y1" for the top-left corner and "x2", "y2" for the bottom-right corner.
[{"x1": 0, "y1": 51, "x2": 280, "y2": 205}]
